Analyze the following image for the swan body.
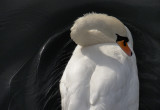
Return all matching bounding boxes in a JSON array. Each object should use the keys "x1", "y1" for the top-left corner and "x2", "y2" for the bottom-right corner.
[{"x1": 60, "y1": 13, "x2": 139, "y2": 110}]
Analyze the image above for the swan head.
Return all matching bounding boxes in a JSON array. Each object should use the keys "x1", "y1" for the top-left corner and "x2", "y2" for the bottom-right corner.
[{"x1": 71, "y1": 13, "x2": 133, "y2": 56}]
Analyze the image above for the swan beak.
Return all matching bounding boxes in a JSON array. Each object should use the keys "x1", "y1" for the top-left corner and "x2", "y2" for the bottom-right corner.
[{"x1": 117, "y1": 40, "x2": 132, "y2": 56}]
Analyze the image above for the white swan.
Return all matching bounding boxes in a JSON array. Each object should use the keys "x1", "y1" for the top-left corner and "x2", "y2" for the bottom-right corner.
[{"x1": 60, "y1": 13, "x2": 139, "y2": 110}]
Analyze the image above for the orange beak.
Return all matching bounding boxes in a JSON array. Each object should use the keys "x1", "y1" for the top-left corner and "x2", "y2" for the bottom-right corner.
[{"x1": 117, "y1": 40, "x2": 132, "y2": 56}]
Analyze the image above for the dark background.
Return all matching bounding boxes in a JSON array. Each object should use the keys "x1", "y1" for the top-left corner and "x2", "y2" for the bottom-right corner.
[{"x1": 0, "y1": 0, "x2": 160, "y2": 110}]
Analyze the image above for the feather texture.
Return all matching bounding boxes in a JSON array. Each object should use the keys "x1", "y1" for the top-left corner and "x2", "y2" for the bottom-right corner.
[{"x1": 60, "y1": 14, "x2": 139, "y2": 110}]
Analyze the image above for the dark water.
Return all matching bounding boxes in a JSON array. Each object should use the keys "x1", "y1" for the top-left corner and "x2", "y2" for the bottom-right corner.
[{"x1": 0, "y1": 0, "x2": 160, "y2": 110}]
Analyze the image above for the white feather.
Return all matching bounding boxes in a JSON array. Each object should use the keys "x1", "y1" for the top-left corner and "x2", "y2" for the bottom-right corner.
[{"x1": 60, "y1": 13, "x2": 139, "y2": 110}]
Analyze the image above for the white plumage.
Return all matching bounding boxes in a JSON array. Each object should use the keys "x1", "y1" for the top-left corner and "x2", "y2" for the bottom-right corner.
[{"x1": 60, "y1": 13, "x2": 139, "y2": 110}]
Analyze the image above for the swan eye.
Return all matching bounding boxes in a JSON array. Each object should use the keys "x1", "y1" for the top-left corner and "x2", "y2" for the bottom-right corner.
[{"x1": 116, "y1": 34, "x2": 129, "y2": 43}]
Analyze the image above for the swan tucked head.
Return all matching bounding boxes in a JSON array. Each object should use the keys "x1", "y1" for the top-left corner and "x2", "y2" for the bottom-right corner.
[{"x1": 70, "y1": 13, "x2": 133, "y2": 56}]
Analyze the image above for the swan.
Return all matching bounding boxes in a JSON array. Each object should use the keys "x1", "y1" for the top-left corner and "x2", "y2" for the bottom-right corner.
[{"x1": 60, "y1": 13, "x2": 139, "y2": 110}]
